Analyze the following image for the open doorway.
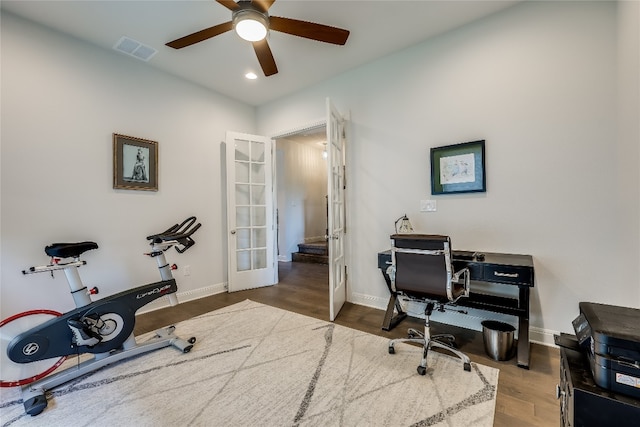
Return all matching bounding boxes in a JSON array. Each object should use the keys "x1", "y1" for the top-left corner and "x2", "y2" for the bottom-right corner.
[
  {"x1": 275, "y1": 126, "x2": 328, "y2": 266},
  {"x1": 271, "y1": 99, "x2": 347, "y2": 321},
  {"x1": 224, "y1": 101, "x2": 346, "y2": 320}
]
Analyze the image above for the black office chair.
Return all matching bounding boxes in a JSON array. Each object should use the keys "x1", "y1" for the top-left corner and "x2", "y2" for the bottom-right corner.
[{"x1": 387, "y1": 234, "x2": 472, "y2": 374}]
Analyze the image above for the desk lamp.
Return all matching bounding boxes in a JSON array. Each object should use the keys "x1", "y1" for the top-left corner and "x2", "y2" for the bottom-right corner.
[{"x1": 395, "y1": 214, "x2": 414, "y2": 234}]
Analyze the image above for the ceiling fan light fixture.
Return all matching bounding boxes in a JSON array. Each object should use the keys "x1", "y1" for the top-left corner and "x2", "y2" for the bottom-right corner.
[
  {"x1": 166, "y1": 0, "x2": 351, "y2": 77},
  {"x1": 233, "y1": 9, "x2": 269, "y2": 42}
]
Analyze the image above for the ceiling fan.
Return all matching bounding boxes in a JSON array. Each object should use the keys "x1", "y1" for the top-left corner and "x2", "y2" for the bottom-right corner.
[{"x1": 166, "y1": 0, "x2": 350, "y2": 77}]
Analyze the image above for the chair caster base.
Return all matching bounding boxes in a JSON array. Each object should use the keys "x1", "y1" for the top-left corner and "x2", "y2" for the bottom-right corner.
[
  {"x1": 388, "y1": 345, "x2": 395, "y2": 354},
  {"x1": 417, "y1": 365, "x2": 427, "y2": 376},
  {"x1": 464, "y1": 362, "x2": 471, "y2": 372}
]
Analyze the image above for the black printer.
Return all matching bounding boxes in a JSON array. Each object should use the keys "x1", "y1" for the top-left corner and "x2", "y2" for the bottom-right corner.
[{"x1": 573, "y1": 302, "x2": 640, "y2": 399}]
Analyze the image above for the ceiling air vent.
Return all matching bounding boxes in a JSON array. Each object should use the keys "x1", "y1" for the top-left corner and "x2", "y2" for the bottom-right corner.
[{"x1": 113, "y1": 36, "x2": 157, "y2": 62}]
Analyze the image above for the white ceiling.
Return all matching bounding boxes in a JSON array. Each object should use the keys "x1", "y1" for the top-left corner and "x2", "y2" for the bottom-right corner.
[{"x1": 1, "y1": 0, "x2": 520, "y2": 107}]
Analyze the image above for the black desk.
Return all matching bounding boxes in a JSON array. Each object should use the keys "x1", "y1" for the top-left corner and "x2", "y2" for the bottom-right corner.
[{"x1": 377, "y1": 249, "x2": 535, "y2": 369}]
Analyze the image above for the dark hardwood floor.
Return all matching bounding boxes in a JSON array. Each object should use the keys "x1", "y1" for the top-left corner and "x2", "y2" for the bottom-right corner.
[{"x1": 136, "y1": 262, "x2": 560, "y2": 426}]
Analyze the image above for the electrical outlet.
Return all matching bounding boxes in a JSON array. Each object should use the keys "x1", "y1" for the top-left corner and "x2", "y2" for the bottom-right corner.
[
  {"x1": 420, "y1": 200, "x2": 437, "y2": 212},
  {"x1": 184, "y1": 265, "x2": 191, "y2": 276}
]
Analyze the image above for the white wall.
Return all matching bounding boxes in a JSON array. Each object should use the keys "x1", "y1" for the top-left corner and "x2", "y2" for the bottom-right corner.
[
  {"x1": 276, "y1": 139, "x2": 328, "y2": 261},
  {"x1": 617, "y1": 0, "x2": 640, "y2": 308},
  {"x1": 257, "y1": 1, "x2": 640, "y2": 343},
  {"x1": 2, "y1": 2, "x2": 637, "y2": 345},
  {"x1": 0, "y1": 12, "x2": 255, "y2": 316}
]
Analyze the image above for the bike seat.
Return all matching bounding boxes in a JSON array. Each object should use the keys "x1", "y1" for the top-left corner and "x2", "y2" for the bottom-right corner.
[{"x1": 45, "y1": 242, "x2": 98, "y2": 259}]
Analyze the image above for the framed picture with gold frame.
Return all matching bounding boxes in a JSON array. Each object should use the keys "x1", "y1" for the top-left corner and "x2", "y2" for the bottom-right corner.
[{"x1": 113, "y1": 133, "x2": 158, "y2": 191}]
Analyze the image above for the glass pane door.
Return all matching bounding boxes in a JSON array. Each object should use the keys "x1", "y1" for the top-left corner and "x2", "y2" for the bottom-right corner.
[{"x1": 226, "y1": 132, "x2": 276, "y2": 292}]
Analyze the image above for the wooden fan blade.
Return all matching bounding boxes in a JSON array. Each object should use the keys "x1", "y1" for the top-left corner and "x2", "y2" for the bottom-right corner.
[
  {"x1": 269, "y1": 16, "x2": 350, "y2": 45},
  {"x1": 216, "y1": 0, "x2": 239, "y2": 11},
  {"x1": 166, "y1": 21, "x2": 233, "y2": 49},
  {"x1": 251, "y1": 0, "x2": 275, "y2": 13},
  {"x1": 252, "y1": 39, "x2": 278, "y2": 76}
]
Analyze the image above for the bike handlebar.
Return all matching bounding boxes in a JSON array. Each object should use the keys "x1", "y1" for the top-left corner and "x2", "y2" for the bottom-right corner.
[{"x1": 146, "y1": 216, "x2": 201, "y2": 253}]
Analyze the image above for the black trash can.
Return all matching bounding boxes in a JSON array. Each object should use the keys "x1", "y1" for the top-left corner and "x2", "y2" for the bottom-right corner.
[{"x1": 481, "y1": 320, "x2": 515, "y2": 361}]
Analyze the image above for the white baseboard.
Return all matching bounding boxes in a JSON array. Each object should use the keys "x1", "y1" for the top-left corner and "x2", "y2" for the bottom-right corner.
[
  {"x1": 137, "y1": 286, "x2": 559, "y2": 348},
  {"x1": 136, "y1": 282, "x2": 227, "y2": 315},
  {"x1": 530, "y1": 326, "x2": 558, "y2": 347},
  {"x1": 349, "y1": 292, "x2": 559, "y2": 347},
  {"x1": 349, "y1": 292, "x2": 385, "y2": 310}
]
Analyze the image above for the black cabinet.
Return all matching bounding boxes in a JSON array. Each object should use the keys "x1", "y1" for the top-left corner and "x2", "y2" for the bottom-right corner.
[{"x1": 559, "y1": 345, "x2": 640, "y2": 427}]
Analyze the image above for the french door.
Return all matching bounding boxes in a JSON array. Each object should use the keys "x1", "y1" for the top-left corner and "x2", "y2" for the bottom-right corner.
[
  {"x1": 326, "y1": 98, "x2": 346, "y2": 321},
  {"x1": 225, "y1": 132, "x2": 277, "y2": 292},
  {"x1": 225, "y1": 101, "x2": 347, "y2": 321}
]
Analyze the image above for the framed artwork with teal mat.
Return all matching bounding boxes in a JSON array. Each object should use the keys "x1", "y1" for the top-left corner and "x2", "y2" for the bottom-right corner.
[{"x1": 431, "y1": 140, "x2": 486, "y2": 195}]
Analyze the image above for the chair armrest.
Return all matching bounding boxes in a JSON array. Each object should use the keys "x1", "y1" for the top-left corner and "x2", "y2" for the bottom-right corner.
[
  {"x1": 452, "y1": 267, "x2": 470, "y2": 299},
  {"x1": 386, "y1": 265, "x2": 397, "y2": 292}
]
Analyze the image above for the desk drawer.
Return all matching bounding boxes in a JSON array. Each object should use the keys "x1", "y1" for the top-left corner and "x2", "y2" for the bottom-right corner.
[{"x1": 484, "y1": 265, "x2": 532, "y2": 285}]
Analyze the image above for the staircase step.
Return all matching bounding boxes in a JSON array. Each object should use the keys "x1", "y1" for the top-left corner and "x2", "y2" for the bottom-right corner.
[
  {"x1": 292, "y1": 252, "x2": 328, "y2": 265},
  {"x1": 297, "y1": 241, "x2": 328, "y2": 256}
]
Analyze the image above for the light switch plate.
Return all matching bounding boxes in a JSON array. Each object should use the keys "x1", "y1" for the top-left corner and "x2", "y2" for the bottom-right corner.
[{"x1": 420, "y1": 200, "x2": 437, "y2": 212}]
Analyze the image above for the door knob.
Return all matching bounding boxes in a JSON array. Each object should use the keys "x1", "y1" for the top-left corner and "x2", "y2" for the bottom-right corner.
[{"x1": 230, "y1": 230, "x2": 236, "y2": 235}]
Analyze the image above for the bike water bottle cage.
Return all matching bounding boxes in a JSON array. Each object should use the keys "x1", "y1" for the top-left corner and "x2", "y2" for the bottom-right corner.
[{"x1": 45, "y1": 242, "x2": 98, "y2": 259}]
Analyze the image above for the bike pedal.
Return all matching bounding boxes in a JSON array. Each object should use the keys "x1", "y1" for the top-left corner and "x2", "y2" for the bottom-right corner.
[{"x1": 67, "y1": 319, "x2": 102, "y2": 347}]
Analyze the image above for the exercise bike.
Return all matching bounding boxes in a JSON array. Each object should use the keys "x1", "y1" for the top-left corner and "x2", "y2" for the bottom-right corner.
[{"x1": 0, "y1": 217, "x2": 201, "y2": 416}]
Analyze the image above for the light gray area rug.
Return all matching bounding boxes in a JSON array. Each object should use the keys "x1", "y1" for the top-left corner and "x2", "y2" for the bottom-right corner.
[{"x1": 1, "y1": 300, "x2": 498, "y2": 427}]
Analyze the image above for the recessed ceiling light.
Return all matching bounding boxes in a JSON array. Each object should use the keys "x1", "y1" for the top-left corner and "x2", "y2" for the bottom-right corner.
[{"x1": 245, "y1": 72, "x2": 258, "y2": 80}]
